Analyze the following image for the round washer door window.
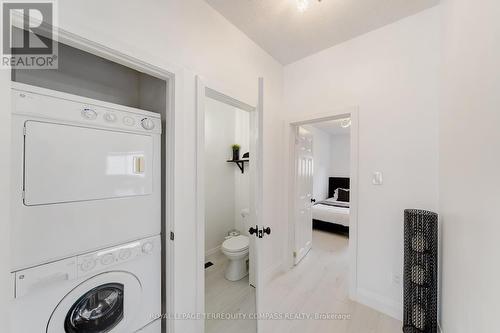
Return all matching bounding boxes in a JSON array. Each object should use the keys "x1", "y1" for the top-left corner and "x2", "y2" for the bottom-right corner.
[
  {"x1": 64, "y1": 283, "x2": 124, "y2": 333},
  {"x1": 47, "y1": 272, "x2": 142, "y2": 333}
]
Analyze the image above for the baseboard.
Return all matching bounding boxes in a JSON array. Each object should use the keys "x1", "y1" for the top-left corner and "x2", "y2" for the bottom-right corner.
[
  {"x1": 205, "y1": 245, "x2": 221, "y2": 258},
  {"x1": 356, "y1": 288, "x2": 402, "y2": 321}
]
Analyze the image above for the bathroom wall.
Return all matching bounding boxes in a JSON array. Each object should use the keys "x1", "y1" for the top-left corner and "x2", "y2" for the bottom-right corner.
[
  {"x1": 205, "y1": 98, "x2": 250, "y2": 255},
  {"x1": 234, "y1": 111, "x2": 251, "y2": 235},
  {"x1": 205, "y1": 98, "x2": 236, "y2": 255}
]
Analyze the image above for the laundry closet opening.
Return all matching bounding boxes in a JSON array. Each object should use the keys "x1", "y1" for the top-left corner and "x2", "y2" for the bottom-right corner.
[
  {"x1": 9, "y1": 26, "x2": 172, "y2": 333},
  {"x1": 11, "y1": 29, "x2": 167, "y2": 113}
]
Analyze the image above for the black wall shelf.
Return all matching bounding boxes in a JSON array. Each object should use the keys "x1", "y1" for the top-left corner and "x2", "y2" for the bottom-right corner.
[{"x1": 226, "y1": 159, "x2": 249, "y2": 174}]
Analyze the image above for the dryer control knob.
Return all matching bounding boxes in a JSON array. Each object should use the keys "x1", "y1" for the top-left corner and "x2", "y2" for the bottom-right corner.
[
  {"x1": 141, "y1": 118, "x2": 155, "y2": 130},
  {"x1": 103, "y1": 112, "x2": 117, "y2": 122},
  {"x1": 100, "y1": 253, "x2": 115, "y2": 265},
  {"x1": 80, "y1": 258, "x2": 96, "y2": 272},
  {"x1": 118, "y1": 249, "x2": 132, "y2": 261},
  {"x1": 142, "y1": 242, "x2": 154, "y2": 254},
  {"x1": 123, "y1": 116, "x2": 135, "y2": 126},
  {"x1": 81, "y1": 108, "x2": 97, "y2": 120}
]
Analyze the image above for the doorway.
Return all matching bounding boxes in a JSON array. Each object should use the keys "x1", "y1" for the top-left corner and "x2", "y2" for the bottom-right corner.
[
  {"x1": 259, "y1": 109, "x2": 359, "y2": 332},
  {"x1": 286, "y1": 108, "x2": 359, "y2": 299},
  {"x1": 196, "y1": 78, "x2": 264, "y2": 333}
]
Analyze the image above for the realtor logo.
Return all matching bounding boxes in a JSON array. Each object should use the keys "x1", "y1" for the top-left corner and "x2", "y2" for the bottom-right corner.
[{"x1": 1, "y1": 0, "x2": 58, "y2": 69}]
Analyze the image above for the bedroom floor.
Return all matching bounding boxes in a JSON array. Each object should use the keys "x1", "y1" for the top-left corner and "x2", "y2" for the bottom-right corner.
[
  {"x1": 205, "y1": 250, "x2": 257, "y2": 333},
  {"x1": 261, "y1": 229, "x2": 402, "y2": 333}
]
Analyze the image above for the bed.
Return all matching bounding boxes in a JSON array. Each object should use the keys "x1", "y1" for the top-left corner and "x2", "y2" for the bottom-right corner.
[{"x1": 312, "y1": 177, "x2": 350, "y2": 229}]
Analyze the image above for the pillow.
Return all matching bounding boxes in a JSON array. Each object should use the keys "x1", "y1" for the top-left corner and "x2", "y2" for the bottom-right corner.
[{"x1": 337, "y1": 188, "x2": 350, "y2": 202}]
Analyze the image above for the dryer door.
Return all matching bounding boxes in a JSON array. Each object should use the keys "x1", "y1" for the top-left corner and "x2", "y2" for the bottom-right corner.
[
  {"x1": 47, "y1": 272, "x2": 142, "y2": 333},
  {"x1": 24, "y1": 120, "x2": 153, "y2": 206}
]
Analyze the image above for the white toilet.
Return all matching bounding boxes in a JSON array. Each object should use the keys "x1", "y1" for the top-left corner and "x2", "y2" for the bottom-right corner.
[{"x1": 221, "y1": 235, "x2": 249, "y2": 281}]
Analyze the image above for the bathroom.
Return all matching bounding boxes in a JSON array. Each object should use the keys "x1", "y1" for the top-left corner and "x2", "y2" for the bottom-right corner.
[{"x1": 204, "y1": 96, "x2": 256, "y2": 333}]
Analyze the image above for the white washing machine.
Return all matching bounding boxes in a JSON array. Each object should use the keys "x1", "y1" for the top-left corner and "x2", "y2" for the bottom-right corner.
[
  {"x1": 10, "y1": 82, "x2": 162, "y2": 271},
  {"x1": 11, "y1": 235, "x2": 161, "y2": 333}
]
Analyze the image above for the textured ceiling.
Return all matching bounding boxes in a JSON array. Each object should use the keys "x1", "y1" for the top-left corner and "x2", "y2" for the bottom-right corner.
[{"x1": 206, "y1": 0, "x2": 439, "y2": 64}]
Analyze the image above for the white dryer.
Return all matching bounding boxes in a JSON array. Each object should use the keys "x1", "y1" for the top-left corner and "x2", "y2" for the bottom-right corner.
[
  {"x1": 10, "y1": 83, "x2": 162, "y2": 271},
  {"x1": 11, "y1": 235, "x2": 161, "y2": 333}
]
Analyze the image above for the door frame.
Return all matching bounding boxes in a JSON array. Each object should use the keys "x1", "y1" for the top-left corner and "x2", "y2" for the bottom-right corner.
[
  {"x1": 17, "y1": 22, "x2": 181, "y2": 333},
  {"x1": 284, "y1": 107, "x2": 359, "y2": 300},
  {"x1": 195, "y1": 76, "x2": 264, "y2": 333}
]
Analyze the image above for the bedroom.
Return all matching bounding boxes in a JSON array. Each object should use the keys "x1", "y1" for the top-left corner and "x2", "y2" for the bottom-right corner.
[
  {"x1": 306, "y1": 120, "x2": 351, "y2": 237},
  {"x1": 296, "y1": 117, "x2": 351, "y2": 259}
]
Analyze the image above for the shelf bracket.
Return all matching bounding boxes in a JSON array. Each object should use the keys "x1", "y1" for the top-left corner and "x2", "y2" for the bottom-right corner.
[{"x1": 227, "y1": 159, "x2": 249, "y2": 174}]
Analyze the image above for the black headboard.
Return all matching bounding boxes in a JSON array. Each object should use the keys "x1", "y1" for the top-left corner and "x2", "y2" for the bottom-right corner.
[{"x1": 328, "y1": 177, "x2": 350, "y2": 198}]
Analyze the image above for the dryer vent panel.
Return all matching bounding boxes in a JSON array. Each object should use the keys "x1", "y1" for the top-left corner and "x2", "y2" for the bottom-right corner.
[{"x1": 403, "y1": 209, "x2": 438, "y2": 333}]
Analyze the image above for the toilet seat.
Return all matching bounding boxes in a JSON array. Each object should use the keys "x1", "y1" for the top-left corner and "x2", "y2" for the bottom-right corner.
[{"x1": 222, "y1": 235, "x2": 249, "y2": 253}]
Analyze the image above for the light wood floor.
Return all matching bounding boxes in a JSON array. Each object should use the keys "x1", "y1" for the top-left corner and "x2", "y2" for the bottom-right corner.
[
  {"x1": 262, "y1": 229, "x2": 402, "y2": 333},
  {"x1": 205, "y1": 229, "x2": 402, "y2": 333},
  {"x1": 205, "y1": 250, "x2": 257, "y2": 333}
]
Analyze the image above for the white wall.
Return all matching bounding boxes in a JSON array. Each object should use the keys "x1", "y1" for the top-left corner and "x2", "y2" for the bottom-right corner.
[
  {"x1": 204, "y1": 98, "x2": 236, "y2": 254},
  {"x1": 440, "y1": 0, "x2": 500, "y2": 331},
  {"x1": 234, "y1": 111, "x2": 251, "y2": 236},
  {"x1": 0, "y1": 1, "x2": 284, "y2": 332},
  {"x1": 284, "y1": 7, "x2": 440, "y2": 319},
  {"x1": 330, "y1": 134, "x2": 351, "y2": 177},
  {"x1": 204, "y1": 99, "x2": 250, "y2": 255},
  {"x1": 0, "y1": 68, "x2": 12, "y2": 332},
  {"x1": 302, "y1": 125, "x2": 331, "y2": 201}
]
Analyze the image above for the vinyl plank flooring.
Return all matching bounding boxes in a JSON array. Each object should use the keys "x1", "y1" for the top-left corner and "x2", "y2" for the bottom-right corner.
[
  {"x1": 205, "y1": 250, "x2": 257, "y2": 333},
  {"x1": 263, "y1": 229, "x2": 402, "y2": 333},
  {"x1": 205, "y1": 230, "x2": 401, "y2": 333}
]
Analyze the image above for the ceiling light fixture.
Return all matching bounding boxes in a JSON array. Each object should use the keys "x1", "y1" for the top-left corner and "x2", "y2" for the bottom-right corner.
[
  {"x1": 340, "y1": 118, "x2": 351, "y2": 128},
  {"x1": 296, "y1": 0, "x2": 309, "y2": 12}
]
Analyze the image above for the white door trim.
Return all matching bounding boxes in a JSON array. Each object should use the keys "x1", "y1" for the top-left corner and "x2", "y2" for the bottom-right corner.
[
  {"x1": 26, "y1": 25, "x2": 180, "y2": 333},
  {"x1": 195, "y1": 76, "x2": 264, "y2": 333},
  {"x1": 284, "y1": 107, "x2": 359, "y2": 300}
]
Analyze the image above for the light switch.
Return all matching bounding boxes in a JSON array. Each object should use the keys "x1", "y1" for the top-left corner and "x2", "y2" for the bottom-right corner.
[{"x1": 372, "y1": 172, "x2": 383, "y2": 185}]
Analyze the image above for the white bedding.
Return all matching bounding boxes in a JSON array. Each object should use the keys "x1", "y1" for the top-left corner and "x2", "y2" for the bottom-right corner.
[{"x1": 312, "y1": 200, "x2": 350, "y2": 227}]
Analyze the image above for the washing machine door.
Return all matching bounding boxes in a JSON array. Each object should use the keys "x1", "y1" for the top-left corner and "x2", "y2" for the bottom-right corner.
[{"x1": 47, "y1": 272, "x2": 142, "y2": 333}]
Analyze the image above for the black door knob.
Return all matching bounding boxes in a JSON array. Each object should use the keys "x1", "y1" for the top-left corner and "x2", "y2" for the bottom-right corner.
[
  {"x1": 249, "y1": 226, "x2": 258, "y2": 235},
  {"x1": 311, "y1": 198, "x2": 316, "y2": 203}
]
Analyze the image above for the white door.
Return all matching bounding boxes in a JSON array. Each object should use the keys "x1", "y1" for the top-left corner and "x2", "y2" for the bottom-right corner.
[{"x1": 293, "y1": 127, "x2": 314, "y2": 265}]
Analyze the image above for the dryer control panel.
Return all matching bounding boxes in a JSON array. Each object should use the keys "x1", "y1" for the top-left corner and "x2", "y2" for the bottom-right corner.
[
  {"x1": 13, "y1": 236, "x2": 160, "y2": 298},
  {"x1": 12, "y1": 83, "x2": 162, "y2": 135},
  {"x1": 77, "y1": 237, "x2": 157, "y2": 277}
]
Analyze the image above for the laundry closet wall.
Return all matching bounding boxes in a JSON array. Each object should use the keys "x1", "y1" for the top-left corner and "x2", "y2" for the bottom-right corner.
[{"x1": 0, "y1": 0, "x2": 284, "y2": 332}]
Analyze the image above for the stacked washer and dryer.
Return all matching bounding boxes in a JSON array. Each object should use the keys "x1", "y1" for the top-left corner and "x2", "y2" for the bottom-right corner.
[{"x1": 10, "y1": 82, "x2": 163, "y2": 332}]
